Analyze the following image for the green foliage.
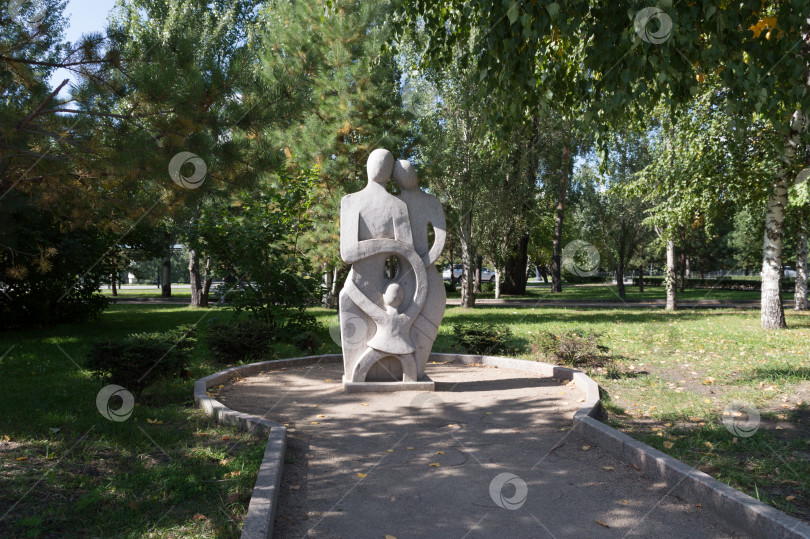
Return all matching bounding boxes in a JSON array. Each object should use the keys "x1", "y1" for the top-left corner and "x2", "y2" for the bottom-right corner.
[
  {"x1": 531, "y1": 330, "x2": 608, "y2": 368},
  {"x1": 393, "y1": 1, "x2": 809, "y2": 137},
  {"x1": 260, "y1": 0, "x2": 412, "y2": 272},
  {"x1": 205, "y1": 319, "x2": 275, "y2": 365},
  {"x1": 85, "y1": 325, "x2": 197, "y2": 391},
  {"x1": 191, "y1": 166, "x2": 323, "y2": 323},
  {"x1": 290, "y1": 331, "x2": 322, "y2": 355},
  {"x1": 444, "y1": 281, "x2": 457, "y2": 294},
  {"x1": 452, "y1": 322, "x2": 516, "y2": 356},
  {"x1": 0, "y1": 195, "x2": 110, "y2": 329},
  {"x1": 633, "y1": 276, "x2": 796, "y2": 292},
  {"x1": 481, "y1": 282, "x2": 495, "y2": 293}
]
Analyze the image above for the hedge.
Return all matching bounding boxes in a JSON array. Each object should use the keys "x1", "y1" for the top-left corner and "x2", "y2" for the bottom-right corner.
[{"x1": 632, "y1": 276, "x2": 796, "y2": 291}]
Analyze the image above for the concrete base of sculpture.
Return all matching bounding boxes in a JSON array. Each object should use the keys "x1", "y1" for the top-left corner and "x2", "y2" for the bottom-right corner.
[{"x1": 342, "y1": 375, "x2": 435, "y2": 393}]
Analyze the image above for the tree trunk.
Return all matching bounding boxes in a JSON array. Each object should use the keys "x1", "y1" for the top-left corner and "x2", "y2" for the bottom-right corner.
[
  {"x1": 616, "y1": 262, "x2": 626, "y2": 298},
  {"x1": 761, "y1": 111, "x2": 803, "y2": 329},
  {"x1": 322, "y1": 264, "x2": 334, "y2": 307},
  {"x1": 501, "y1": 234, "x2": 530, "y2": 295},
  {"x1": 538, "y1": 264, "x2": 549, "y2": 283},
  {"x1": 666, "y1": 239, "x2": 677, "y2": 311},
  {"x1": 494, "y1": 268, "x2": 502, "y2": 299},
  {"x1": 161, "y1": 246, "x2": 172, "y2": 297},
  {"x1": 679, "y1": 250, "x2": 686, "y2": 293},
  {"x1": 111, "y1": 272, "x2": 117, "y2": 296},
  {"x1": 795, "y1": 212, "x2": 807, "y2": 311},
  {"x1": 638, "y1": 265, "x2": 644, "y2": 292},
  {"x1": 551, "y1": 141, "x2": 570, "y2": 293},
  {"x1": 459, "y1": 209, "x2": 475, "y2": 308},
  {"x1": 474, "y1": 254, "x2": 483, "y2": 293},
  {"x1": 189, "y1": 249, "x2": 204, "y2": 307},
  {"x1": 200, "y1": 256, "x2": 212, "y2": 307}
]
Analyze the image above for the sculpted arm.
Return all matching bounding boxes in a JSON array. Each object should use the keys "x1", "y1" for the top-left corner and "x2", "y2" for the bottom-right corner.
[
  {"x1": 426, "y1": 198, "x2": 446, "y2": 267},
  {"x1": 340, "y1": 197, "x2": 362, "y2": 264}
]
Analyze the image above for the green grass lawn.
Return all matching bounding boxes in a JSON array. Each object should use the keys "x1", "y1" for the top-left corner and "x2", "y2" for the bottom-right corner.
[
  {"x1": 0, "y1": 304, "x2": 337, "y2": 538},
  {"x1": 445, "y1": 284, "x2": 790, "y2": 301},
  {"x1": 99, "y1": 288, "x2": 192, "y2": 298},
  {"x1": 2, "y1": 304, "x2": 808, "y2": 535}
]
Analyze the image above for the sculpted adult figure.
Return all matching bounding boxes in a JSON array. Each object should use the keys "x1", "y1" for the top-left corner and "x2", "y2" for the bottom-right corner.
[
  {"x1": 339, "y1": 149, "x2": 428, "y2": 384},
  {"x1": 392, "y1": 159, "x2": 447, "y2": 374}
]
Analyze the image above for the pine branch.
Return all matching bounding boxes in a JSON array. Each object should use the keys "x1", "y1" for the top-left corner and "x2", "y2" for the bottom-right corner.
[{"x1": 15, "y1": 78, "x2": 70, "y2": 131}]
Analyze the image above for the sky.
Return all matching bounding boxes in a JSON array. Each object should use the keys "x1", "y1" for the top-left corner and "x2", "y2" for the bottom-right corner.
[{"x1": 49, "y1": 0, "x2": 118, "y2": 92}]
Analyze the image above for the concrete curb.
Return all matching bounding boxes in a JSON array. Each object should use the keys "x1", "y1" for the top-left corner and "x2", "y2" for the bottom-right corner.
[
  {"x1": 195, "y1": 353, "x2": 810, "y2": 539},
  {"x1": 193, "y1": 354, "x2": 343, "y2": 539}
]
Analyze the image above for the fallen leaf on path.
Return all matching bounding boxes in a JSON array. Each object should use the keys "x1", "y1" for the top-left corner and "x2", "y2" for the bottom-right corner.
[
  {"x1": 581, "y1": 445, "x2": 591, "y2": 451},
  {"x1": 596, "y1": 520, "x2": 610, "y2": 528},
  {"x1": 429, "y1": 463, "x2": 441, "y2": 467},
  {"x1": 662, "y1": 441, "x2": 674, "y2": 449},
  {"x1": 310, "y1": 422, "x2": 319, "y2": 425},
  {"x1": 407, "y1": 447, "x2": 414, "y2": 450},
  {"x1": 221, "y1": 435, "x2": 230, "y2": 441},
  {"x1": 385, "y1": 449, "x2": 394, "y2": 453},
  {"x1": 15, "y1": 456, "x2": 27, "y2": 461},
  {"x1": 436, "y1": 451, "x2": 445, "y2": 455},
  {"x1": 360, "y1": 403, "x2": 369, "y2": 406},
  {"x1": 357, "y1": 473, "x2": 367, "y2": 478},
  {"x1": 602, "y1": 466, "x2": 614, "y2": 471},
  {"x1": 618, "y1": 499, "x2": 630, "y2": 505}
]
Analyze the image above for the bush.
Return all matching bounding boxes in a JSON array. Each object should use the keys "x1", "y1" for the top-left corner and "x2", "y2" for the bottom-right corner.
[
  {"x1": 632, "y1": 276, "x2": 796, "y2": 291},
  {"x1": 481, "y1": 282, "x2": 495, "y2": 293},
  {"x1": 531, "y1": 330, "x2": 608, "y2": 368},
  {"x1": 562, "y1": 274, "x2": 612, "y2": 284},
  {"x1": 444, "y1": 281, "x2": 456, "y2": 294},
  {"x1": 206, "y1": 319, "x2": 275, "y2": 365},
  {"x1": 291, "y1": 331, "x2": 321, "y2": 354},
  {"x1": 85, "y1": 325, "x2": 197, "y2": 391},
  {"x1": 453, "y1": 322, "x2": 516, "y2": 355},
  {"x1": 1, "y1": 198, "x2": 110, "y2": 330}
]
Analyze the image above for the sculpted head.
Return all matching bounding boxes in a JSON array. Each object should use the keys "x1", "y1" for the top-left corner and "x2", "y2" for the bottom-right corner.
[
  {"x1": 393, "y1": 159, "x2": 418, "y2": 190},
  {"x1": 382, "y1": 282, "x2": 404, "y2": 309},
  {"x1": 367, "y1": 149, "x2": 394, "y2": 185}
]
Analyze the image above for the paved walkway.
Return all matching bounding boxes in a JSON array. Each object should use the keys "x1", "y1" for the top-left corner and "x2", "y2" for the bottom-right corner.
[{"x1": 216, "y1": 362, "x2": 742, "y2": 538}]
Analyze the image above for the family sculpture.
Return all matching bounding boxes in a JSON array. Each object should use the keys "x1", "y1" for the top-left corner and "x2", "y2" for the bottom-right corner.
[{"x1": 339, "y1": 149, "x2": 445, "y2": 390}]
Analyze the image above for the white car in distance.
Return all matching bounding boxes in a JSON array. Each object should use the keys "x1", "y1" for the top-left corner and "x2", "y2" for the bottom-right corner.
[{"x1": 442, "y1": 265, "x2": 496, "y2": 282}]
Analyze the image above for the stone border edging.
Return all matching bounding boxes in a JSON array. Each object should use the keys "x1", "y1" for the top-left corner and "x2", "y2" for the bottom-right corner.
[
  {"x1": 195, "y1": 353, "x2": 810, "y2": 539},
  {"x1": 193, "y1": 354, "x2": 343, "y2": 539}
]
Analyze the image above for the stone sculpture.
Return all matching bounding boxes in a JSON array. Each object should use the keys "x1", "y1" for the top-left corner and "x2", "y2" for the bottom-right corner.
[{"x1": 339, "y1": 149, "x2": 446, "y2": 391}]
